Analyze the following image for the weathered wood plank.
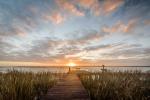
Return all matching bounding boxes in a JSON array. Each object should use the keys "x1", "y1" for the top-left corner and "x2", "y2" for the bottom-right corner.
[{"x1": 42, "y1": 73, "x2": 90, "y2": 100}]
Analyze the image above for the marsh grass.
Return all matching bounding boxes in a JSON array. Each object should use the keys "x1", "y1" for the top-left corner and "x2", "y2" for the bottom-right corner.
[
  {"x1": 78, "y1": 71, "x2": 150, "y2": 100},
  {"x1": 0, "y1": 70, "x2": 63, "y2": 100}
]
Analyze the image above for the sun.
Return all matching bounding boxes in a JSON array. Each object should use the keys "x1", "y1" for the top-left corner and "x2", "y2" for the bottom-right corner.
[{"x1": 67, "y1": 62, "x2": 76, "y2": 67}]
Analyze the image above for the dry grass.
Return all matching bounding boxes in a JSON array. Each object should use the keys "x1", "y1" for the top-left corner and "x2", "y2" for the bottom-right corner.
[
  {"x1": 78, "y1": 71, "x2": 150, "y2": 100},
  {"x1": 0, "y1": 70, "x2": 64, "y2": 100}
]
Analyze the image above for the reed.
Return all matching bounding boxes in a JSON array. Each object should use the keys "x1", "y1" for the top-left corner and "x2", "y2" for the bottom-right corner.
[
  {"x1": 0, "y1": 70, "x2": 63, "y2": 100},
  {"x1": 78, "y1": 71, "x2": 150, "y2": 100}
]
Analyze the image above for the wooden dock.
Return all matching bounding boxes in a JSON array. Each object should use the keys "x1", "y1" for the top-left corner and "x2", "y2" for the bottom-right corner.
[{"x1": 42, "y1": 73, "x2": 90, "y2": 100}]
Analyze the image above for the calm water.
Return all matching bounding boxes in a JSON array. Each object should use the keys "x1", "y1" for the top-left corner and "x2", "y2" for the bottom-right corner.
[
  {"x1": 80, "y1": 66, "x2": 150, "y2": 73},
  {"x1": 0, "y1": 66, "x2": 150, "y2": 73}
]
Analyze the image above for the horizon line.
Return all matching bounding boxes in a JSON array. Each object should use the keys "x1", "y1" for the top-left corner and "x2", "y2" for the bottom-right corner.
[{"x1": 0, "y1": 65, "x2": 150, "y2": 67}]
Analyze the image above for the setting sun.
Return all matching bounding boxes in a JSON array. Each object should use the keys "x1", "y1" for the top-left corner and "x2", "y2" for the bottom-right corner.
[{"x1": 67, "y1": 62, "x2": 76, "y2": 67}]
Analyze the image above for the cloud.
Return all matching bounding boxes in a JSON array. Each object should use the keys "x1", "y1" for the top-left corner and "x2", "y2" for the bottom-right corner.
[
  {"x1": 85, "y1": 44, "x2": 117, "y2": 51},
  {"x1": 45, "y1": 12, "x2": 65, "y2": 24},
  {"x1": 78, "y1": 0, "x2": 96, "y2": 7},
  {"x1": 76, "y1": 32, "x2": 103, "y2": 44},
  {"x1": 77, "y1": 0, "x2": 101, "y2": 15},
  {"x1": 144, "y1": 19, "x2": 150, "y2": 25},
  {"x1": 0, "y1": 30, "x2": 105, "y2": 62},
  {"x1": 0, "y1": 0, "x2": 150, "y2": 66},
  {"x1": 0, "y1": 9, "x2": 38, "y2": 37},
  {"x1": 65, "y1": 42, "x2": 150, "y2": 61},
  {"x1": 93, "y1": 58, "x2": 150, "y2": 66},
  {"x1": 101, "y1": 47, "x2": 150, "y2": 60},
  {"x1": 0, "y1": 39, "x2": 17, "y2": 61},
  {"x1": 102, "y1": 19, "x2": 137, "y2": 33},
  {"x1": 103, "y1": 0, "x2": 124, "y2": 14},
  {"x1": 76, "y1": 0, "x2": 124, "y2": 16},
  {"x1": 122, "y1": 20, "x2": 136, "y2": 33},
  {"x1": 1, "y1": 34, "x2": 150, "y2": 65},
  {"x1": 56, "y1": 0, "x2": 84, "y2": 16},
  {"x1": 120, "y1": 0, "x2": 150, "y2": 20},
  {"x1": 55, "y1": 0, "x2": 122, "y2": 17},
  {"x1": 65, "y1": 30, "x2": 105, "y2": 46}
]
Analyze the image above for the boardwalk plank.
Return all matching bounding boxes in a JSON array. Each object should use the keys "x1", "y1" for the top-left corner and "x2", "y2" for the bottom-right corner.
[{"x1": 42, "y1": 73, "x2": 90, "y2": 100}]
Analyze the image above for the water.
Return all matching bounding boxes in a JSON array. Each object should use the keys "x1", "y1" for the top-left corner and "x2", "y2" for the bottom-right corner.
[
  {"x1": 0, "y1": 66, "x2": 150, "y2": 73},
  {"x1": 80, "y1": 66, "x2": 150, "y2": 73},
  {"x1": 0, "y1": 67, "x2": 69, "y2": 73}
]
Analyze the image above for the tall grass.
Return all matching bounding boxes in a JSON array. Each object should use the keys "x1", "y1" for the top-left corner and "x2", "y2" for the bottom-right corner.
[
  {"x1": 0, "y1": 70, "x2": 63, "y2": 100},
  {"x1": 78, "y1": 71, "x2": 150, "y2": 100}
]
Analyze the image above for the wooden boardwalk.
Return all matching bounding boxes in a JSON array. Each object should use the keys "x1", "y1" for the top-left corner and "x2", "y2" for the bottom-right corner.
[{"x1": 42, "y1": 73, "x2": 90, "y2": 100}]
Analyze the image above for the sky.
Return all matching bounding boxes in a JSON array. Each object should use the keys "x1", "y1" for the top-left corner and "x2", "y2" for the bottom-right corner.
[{"x1": 0, "y1": 0, "x2": 150, "y2": 66}]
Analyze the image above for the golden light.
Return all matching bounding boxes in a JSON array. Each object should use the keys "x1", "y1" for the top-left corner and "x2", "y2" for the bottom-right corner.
[{"x1": 67, "y1": 62, "x2": 76, "y2": 67}]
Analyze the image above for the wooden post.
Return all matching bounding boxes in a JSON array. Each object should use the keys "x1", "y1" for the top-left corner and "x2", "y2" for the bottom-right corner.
[
  {"x1": 69, "y1": 67, "x2": 71, "y2": 73},
  {"x1": 102, "y1": 64, "x2": 105, "y2": 73},
  {"x1": 102, "y1": 65, "x2": 104, "y2": 70}
]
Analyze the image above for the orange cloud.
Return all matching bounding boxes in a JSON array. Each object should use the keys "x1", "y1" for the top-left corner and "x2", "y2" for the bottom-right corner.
[
  {"x1": 12, "y1": 27, "x2": 27, "y2": 37},
  {"x1": 144, "y1": 20, "x2": 150, "y2": 25},
  {"x1": 123, "y1": 19, "x2": 137, "y2": 33},
  {"x1": 17, "y1": 31, "x2": 26, "y2": 37},
  {"x1": 76, "y1": 0, "x2": 123, "y2": 16},
  {"x1": 78, "y1": 0, "x2": 95, "y2": 7},
  {"x1": 56, "y1": 0, "x2": 84, "y2": 16},
  {"x1": 77, "y1": 0, "x2": 100, "y2": 16},
  {"x1": 54, "y1": 0, "x2": 123, "y2": 17},
  {"x1": 103, "y1": 0, "x2": 123, "y2": 13},
  {"x1": 102, "y1": 19, "x2": 137, "y2": 33},
  {"x1": 45, "y1": 13, "x2": 64, "y2": 24}
]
